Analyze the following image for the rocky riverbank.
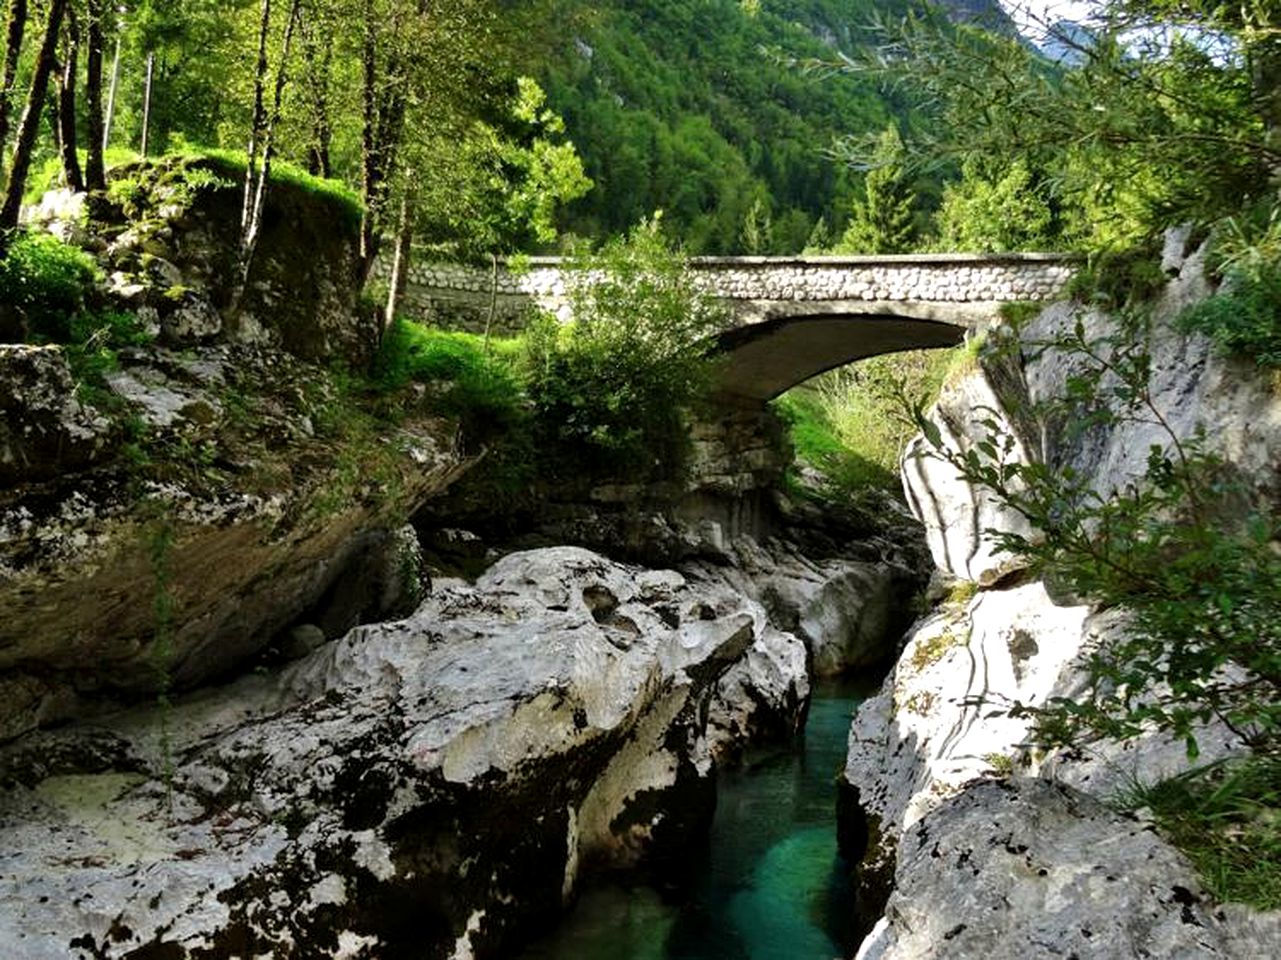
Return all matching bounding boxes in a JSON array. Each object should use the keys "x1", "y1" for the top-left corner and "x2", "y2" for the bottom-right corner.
[{"x1": 841, "y1": 234, "x2": 1281, "y2": 957}]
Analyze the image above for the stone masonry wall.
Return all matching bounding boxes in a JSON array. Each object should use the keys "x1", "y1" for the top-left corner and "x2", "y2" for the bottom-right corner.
[{"x1": 375, "y1": 254, "x2": 1079, "y2": 334}]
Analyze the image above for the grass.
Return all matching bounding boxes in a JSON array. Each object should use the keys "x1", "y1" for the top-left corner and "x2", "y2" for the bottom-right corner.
[
  {"x1": 1117, "y1": 756, "x2": 1281, "y2": 910},
  {"x1": 373, "y1": 319, "x2": 527, "y2": 444},
  {"x1": 772, "y1": 346, "x2": 962, "y2": 497},
  {"x1": 175, "y1": 144, "x2": 363, "y2": 229},
  {"x1": 22, "y1": 146, "x2": 142, "y2": 203}
]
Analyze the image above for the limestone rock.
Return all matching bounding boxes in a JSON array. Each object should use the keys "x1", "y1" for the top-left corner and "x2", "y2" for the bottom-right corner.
[
  {"x1": 0, "y1": 547, "x2": 785, "y2": 959},
  {"x1": 0, "y1": 344, "x2": 115, "y2": 485},
  {"x1": 0, "y1": 344, "x2": 469, "y2": 740},
  {"x1": 842, "y1": 582, "x2": 1089, "y2": 848},
  {"x1": 857, "y1": 778, "x2": 1281, "y2": 960},
  {"x1": 687, "y1": 535, "x2": 921, "y2": 677},
  {"x1": 900, "y1": 350, "x2": 1037, "y2": 585}
]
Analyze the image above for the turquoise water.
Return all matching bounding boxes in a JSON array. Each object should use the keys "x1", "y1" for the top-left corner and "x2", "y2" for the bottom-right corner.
[{"x1": 517, "y1": 683, "x2": 863, "y2": 960}]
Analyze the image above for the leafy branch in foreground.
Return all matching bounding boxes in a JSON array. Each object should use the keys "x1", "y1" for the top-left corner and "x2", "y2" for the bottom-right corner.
[
  {"x1": 813, "y1": 5, "x2": 1277, "y2": 251},
  {"x1": 912, "y1": 314, "x2": 1281, "y2": 755}
]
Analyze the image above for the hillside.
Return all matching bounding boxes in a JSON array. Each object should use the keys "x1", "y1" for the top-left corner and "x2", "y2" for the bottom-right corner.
[{"x1": 536, "y1": 0, "x2": 1011, "y2": 254}]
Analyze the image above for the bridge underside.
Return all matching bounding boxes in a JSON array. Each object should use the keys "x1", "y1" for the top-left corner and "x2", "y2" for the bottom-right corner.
[{"x1": 714, "y1": 304, "x2": 977, "y2": 401}]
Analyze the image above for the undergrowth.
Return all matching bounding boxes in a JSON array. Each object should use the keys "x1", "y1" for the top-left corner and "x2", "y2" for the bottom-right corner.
[{"x1": 1117, "y1": 756, "x2": 1281, "y2": 910}]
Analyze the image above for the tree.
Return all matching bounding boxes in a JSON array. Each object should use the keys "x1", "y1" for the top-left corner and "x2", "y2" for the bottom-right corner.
[
  {"x1": 53, "y1": 2, "x2": 84, "y2": 192},
  {"x1": 836, "y1": 123, "x2": 915, "y2": 254},
  {"x1": 935, "y1": 156, "x2": 1055, "y2": 252},
  {"x1": 1, "y1": 0, "x2": 66, "y2": 231},
  {"x1": 381, "y1": 75, "x2": 591, "y2": 328},
  {"x1": 830, "y1": 5, "x2": 1278, "y2": 251},
  {"x1": 84, "y1": 0, "x2": 107, "y2": 190},
  {"x1": 0, "y1": 0, "x2": 27, "y2": 178}
]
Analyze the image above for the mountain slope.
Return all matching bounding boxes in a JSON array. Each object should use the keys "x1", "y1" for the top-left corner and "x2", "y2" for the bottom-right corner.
[{"x1": 536, "y1": 0, "x2": 1011, "y2": 253}]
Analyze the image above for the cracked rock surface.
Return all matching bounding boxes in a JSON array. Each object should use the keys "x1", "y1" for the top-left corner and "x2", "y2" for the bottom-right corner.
[{"x1": 0, "y1": 546, "x2": 804, "y2": 959}]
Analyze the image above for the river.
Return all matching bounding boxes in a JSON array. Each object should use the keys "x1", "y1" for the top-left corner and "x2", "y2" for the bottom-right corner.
[{"x1": 516, "y1": 680, "x2": 866, "y2": 960}]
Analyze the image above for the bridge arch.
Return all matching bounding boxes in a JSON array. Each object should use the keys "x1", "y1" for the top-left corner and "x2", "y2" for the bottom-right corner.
[
  {"x1": 382, "y1": 253, "x2": 1076, "y2": 401},
  {"x1": 712, "y1": 310, "x2": 968, "y2": 402}
]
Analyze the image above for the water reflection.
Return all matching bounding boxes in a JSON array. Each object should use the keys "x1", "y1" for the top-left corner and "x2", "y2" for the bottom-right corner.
[{"x1": 517, "y1": 682, "x2": 864, "y2": 960}]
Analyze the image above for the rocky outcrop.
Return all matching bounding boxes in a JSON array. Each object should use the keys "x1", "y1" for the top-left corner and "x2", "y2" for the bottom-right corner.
[
  {"x1": 0, "y1": 345, "x2": 116, "y2": 485},
  {"x1": 846, "y1": 239, "x2": 1281, "y2": 957},
  {"x1": 0, "y1": 341, "x2": 468, "y2": 741},
  {"x1": 0, "y1": 547, "x2": 805, "y2": 959},
  {"x1": 688, "y1": 533, "x2": 922, "y2": 678},
  {"x1": 856, "y1": 779, "x2": 1281, "y2": 960},
  {"x1": 100, "y1": 155, "x2": 373, "y2": 364}
]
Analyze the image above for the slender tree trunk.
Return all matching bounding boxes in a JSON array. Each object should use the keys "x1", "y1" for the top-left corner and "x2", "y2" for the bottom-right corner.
[
  {"x1": 54, "y1": 4, "x2": 82, "y2": 192},
  {"x1": 383, "y1": 191, "x2": 412, "y2": 334},
  {"x1": 359, "y1": 0, "x2": 379, "y2": 270},
  {"x1": 83, "y1": 0, "x2": 105, "y2": 190},
  {"x1": 242, "y1": 0, "x2": 272, "y2": 234},
  {"x1": 139, "y1": 50, "x2": 154, "y2": 157},
  {"x1": 102, "y1": 29, "x2": 120, "y2": 150},
  {"x1": 0, "y1": 0, "x2": 26, "y2": 180},
  {"x1": 235, "y1": 0, "x2": 300, "y2": 300},
  {"x1": 1, "y1": 0, "x2": 66, "y2": 230},
  {"x1": 243, "y1": 0, "x2": 300, "y2": 255},
  {"x1": 299, "y1": 9, "x2": 332, "y2": 178}
]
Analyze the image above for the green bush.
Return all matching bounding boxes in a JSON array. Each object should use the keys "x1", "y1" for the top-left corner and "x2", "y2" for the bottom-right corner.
[
  {"x1": 0, "y1": 231, "x2": 100, "y2": 342},
  {"x1": 374, "y1": 320, "x2": 526, "y2": 442},
  {"x1": 1177, "y1": 208, "x2": 1281, "y2": 366},
  {"x1": 523, "y1": 218, "x2": 723, "y2": 478},
  {"x1": 1178, "y1": 265, "x2": 1281, "y2": 367}
]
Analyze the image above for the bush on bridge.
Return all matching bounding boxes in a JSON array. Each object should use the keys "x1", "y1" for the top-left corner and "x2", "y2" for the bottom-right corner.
[{"x1": 523, "y1": 218, "x2": 725, "y2": 478}]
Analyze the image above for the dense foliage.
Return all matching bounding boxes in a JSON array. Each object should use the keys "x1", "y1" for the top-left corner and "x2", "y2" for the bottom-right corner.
[
  {"x1": 538, "y1": 0, "x2": 919, "y2": 252},
  {"x1": 525, "y1": 217, "x2": 724, "y2": 474}
]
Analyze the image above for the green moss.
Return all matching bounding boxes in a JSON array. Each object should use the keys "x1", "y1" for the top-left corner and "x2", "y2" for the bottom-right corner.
[
  {"x1": 174, "y1": 145, "x2": 363, "y2": 229},
  {"x1": 907, "y1": 626, "x2": 965, "y2": 672}
]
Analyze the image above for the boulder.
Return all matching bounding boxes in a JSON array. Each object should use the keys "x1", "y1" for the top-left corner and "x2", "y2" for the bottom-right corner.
[
  {"x1": 0, "y1": 345, "x2": 115, "y2": 485},
  {"x1": 0, "y1": 547, "x2": 794, "y2": 959},
  {"x1": 687, "y1": 535, "x2": 922, "y2": 678},
  {"x1": 857, "y1": 778, "x2": 1281, "y2": 960},
  {"x1": 0, "y1": 343, "x2": 468, "y2": 740},
  {"x1": 841, "y1": 582, "x2": 1089, "y2": 865}
]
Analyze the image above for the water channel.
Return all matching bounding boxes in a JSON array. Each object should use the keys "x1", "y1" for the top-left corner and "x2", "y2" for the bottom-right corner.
[{"x1": 517, "y1": 680, "x2": 866, "y2": 960}]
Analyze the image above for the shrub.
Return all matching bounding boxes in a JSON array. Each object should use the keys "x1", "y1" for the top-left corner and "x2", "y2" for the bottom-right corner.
[
  {"x1": 522, "y1": 218, "x2": 723, "y2": 478},
  {"x1": 1177, "y1": 210, "x2": 1281, "y2": 367},
  {"x1": 0, "y1": 231, "x2": 100, "y2": 342},
  {"x1": 1178, "y1": 265, "x2": 1281, "y2": 367}
]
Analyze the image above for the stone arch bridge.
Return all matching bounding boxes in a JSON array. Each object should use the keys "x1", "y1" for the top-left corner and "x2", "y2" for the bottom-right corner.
[{"x1": 391, "y1": 254, "x2": 1077, "y2": 401}]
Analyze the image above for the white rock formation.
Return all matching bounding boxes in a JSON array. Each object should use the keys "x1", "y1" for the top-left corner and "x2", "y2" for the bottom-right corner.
[{"x1": 0, "y1": 547, "x2": 806, "y2": 959}]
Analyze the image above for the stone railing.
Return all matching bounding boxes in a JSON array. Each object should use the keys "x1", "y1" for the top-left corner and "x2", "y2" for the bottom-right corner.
[{"x1": 378, "y1": 253, "x2": 1079, "y2": 335}]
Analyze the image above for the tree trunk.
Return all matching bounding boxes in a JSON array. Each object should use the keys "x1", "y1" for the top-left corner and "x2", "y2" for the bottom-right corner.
[
  {"x1": 139, "y1": 50, "x2": 153, "y2": 157},
  {"x1": 0, "y1": 0, "x2": 26, "y2": 180},
  {"x1": 299, "y1": 8, "x2": 332, "y2": 178},
  {"x1": 236, "y1": 0, "x2": 301, "y2": 300},
  {"x1": 359, "y1": 0, "x2": 379, "y2": 270},
  {"x1": 83, "y1": 0, "x2": 105, "y2": 190},
  {"x1": 101, "y1": 30, "x2": 120, "y2": 151},
  {"x1": 242, "y1": 0, "x2": 272, "y2": 235},
  {"x1": 1, "y1": 0, "x2": 66, "y2": 230},
  {"x1": 54, "y1": 4, "x2": 82, "y2": 193},
  {"x1": 383, "y1": 192, "x2": 412, "y2": 335}
]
